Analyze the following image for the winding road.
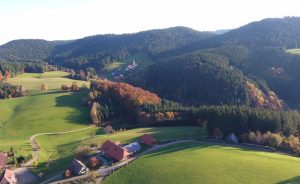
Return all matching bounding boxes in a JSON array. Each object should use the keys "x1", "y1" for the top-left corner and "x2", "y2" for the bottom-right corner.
[
  {"x1": 14, "y1": 126, "x2": 95, "y2": 184},
  {"x1": 22, "y1": 125, "x2": 95, "y2": 167}
]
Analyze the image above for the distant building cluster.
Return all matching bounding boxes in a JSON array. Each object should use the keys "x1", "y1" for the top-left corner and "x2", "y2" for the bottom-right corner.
[{"x1": 65, "y1": 134, "x2": 158, "y2": 178}]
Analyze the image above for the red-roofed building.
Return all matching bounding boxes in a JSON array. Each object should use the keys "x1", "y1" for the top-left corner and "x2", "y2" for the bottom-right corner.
[
  {"x1": 0, "y1": 153, "x2": 7, "y2": 170},
  {"x1": 0, "y1": 169, "x2": 17, "y2": 184},
  {"x1": 140, "y1": 134, "x2": 158, "y2": 146},
  {"x1": 101, "y1": 140, "x2": 130, "y2": 161}
]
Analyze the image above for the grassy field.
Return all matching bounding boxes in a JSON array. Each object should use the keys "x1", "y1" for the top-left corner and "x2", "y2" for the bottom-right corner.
[
  {"x1": 9, "y1": 71, "x2": 89, "y2": 94},
  {"x1": 34, "y1": 126, "x2": 204, "y2": 178},
  {"x1": 286, "y1": 48, "x2": 300, "y2": 55},
  {"x1": 0, "y1": 91, "x2": 91, "y2": 157},
  {"x1": 103, "y1": 142, "x2": 300, "y2": 184},
  {"x1": 101, "y1": 53, "x2": 155, "y2": 79}
]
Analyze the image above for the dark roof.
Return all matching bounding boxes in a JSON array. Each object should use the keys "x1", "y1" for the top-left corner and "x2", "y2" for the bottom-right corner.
[
  {"x1": 68, "y1": 159, "x2": 87, "y2": 176},
  {"x1": 140, "y1": 134, "x2": 157, "y2": 146},
  {"x1": 0, "y1": 153, "x2": 7, "y2": 169}
]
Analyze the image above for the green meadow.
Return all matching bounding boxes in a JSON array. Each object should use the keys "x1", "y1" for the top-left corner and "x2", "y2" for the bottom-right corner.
[
  {"x1": 9, "y1": 71, "x2": 89, "y2": 94},
  {"x1": 103, "y1": 142, "x2": 300, "y2": 184}
]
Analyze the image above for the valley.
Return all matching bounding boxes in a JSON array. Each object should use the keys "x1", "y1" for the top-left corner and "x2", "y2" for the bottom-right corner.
[{"x1": 2, "y1": 16, "x2": 300, "y2": 184}]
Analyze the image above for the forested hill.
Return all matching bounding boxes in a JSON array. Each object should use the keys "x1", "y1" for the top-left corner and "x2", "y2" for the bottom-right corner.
[
  {"x1": 2, "y1": 17, "x2": 300, "y2": 109},
  {"x1": 0, "y1": 39, "x2": 64, "y2": 63},
  {"x1": 0, "y1": 27, "x2": 215, "y2": 70},
  {"x1": 217, "y1": 17, "x2": 300, "y2": 48},
  {"x1": 49, "y1": 26, "x2": 215, "y2": 70},
  {"x1": 159, "y1": 17, "x2": 300, "y2": 58}
]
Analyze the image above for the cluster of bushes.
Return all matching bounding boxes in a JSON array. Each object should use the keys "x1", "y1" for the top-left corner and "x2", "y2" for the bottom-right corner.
[
  {"x1": 239, "y1": 130, "x2": 300, "y2": 153},
  {"x1": 0, "y1": 83, "x2": 26, "y2": 99},
  {"x1": 61, "y1": 83, "x2": 88, "y2": 92}
]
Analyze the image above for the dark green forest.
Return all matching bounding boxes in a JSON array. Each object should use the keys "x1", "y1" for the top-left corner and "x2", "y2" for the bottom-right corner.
[{"x1": 2, "y1": 17, "x2": 300, "y2": 109}]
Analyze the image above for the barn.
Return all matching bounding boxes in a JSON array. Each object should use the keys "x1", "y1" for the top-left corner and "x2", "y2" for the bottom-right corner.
[
  {"x1": 101, "y1": 140, "x2": 130, "y2": 161},
  {"x1": 140, "y1": 134, "x2": 158, "y2": 146}
]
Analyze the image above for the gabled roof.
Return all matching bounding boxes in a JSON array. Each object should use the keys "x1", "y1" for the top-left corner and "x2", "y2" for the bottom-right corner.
[
  {"x1": 140, "y1": 134, "x2": 157, "y2": 146},
  {"x1": 0, "y1": 169, "x2": 16, "y2": 184},
  {"x1": 0, "y1": 153, "x2": 7, "y2": 169},
  {"x1": 101, "y1": 140, "x2": 130, "y2": 161},
  {"x1": 68, "y1": 159, "x2": 88, "y2": 176}
]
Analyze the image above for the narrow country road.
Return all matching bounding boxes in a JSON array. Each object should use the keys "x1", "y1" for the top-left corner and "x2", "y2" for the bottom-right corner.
[
  {"x1": 22, "y1": 125, "x2": 95, "y2": 167},
  {"x1": 48, "y1": 139, "x2": 276, "y2": 184}
]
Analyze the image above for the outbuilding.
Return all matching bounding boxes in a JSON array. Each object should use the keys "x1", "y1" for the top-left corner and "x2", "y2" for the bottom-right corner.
[
  {"x1": 225, "y1": 133, "x2": 239, "y2": 144},
  {"x1": 68, "y1": 159, "x2": 89, "y2": 176},
  {"x1": 123, "y1": 142, "x2": 141, "y2": 154},
  {"x1": 140, "y1": 134, "x2": 158, "y2": 146}
]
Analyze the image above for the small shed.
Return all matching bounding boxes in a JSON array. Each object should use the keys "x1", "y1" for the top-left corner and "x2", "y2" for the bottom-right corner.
[
  {"x1": 0, "y1": 169, "x2": 17, "y2": 184},
  {"x1": 140, "y1": 134, "x2": 158, "y2": 146},
  {"x1": 123, "y1": 142, "x2": 141, "y2": 154},
  {"x1": 225, "y1": 133, "x2": 239, "y2": 144},
  {"x1": 68, "y1": 159, "x2": 89, "y2": 176},
  {"x1": 101, "y1": 140, "x2": 130, "y2": 161},
  {"x1": 0, "y1": 153, "x2": 8, "y2": 170}
]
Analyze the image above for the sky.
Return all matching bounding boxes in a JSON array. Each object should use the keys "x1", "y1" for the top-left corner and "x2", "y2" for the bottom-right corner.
[{"x1": 0, "y1": 0, "x2": 300, "y2": 45}]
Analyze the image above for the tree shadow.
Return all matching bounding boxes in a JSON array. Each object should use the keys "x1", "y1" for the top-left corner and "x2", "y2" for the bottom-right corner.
[
  {"x1": 277, "y1": 176, "x2": 300, "y2": 184},
  {"x1": 54, "y1": 91, "x2": 91, "y2": 125}
]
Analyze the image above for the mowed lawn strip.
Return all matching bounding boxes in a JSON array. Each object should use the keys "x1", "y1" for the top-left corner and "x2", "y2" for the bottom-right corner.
[
  {"x1": 34, "y1": 126, "x2": 204, "y2": 179},
  {"x1": 103, "y1": 142, "x2": 300, "y2": 184}
]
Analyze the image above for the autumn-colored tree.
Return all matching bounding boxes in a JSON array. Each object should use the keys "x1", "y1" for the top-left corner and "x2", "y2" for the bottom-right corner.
[
  {"x1": 90, "y1": 102, "x2": 100, "y2": 126},
  {"x1": 0, "y1": 72, "x2": 3, "y2": 81},
  {"x1": 165, "y1": 111, "x2": 174, "y2": 119},
  {"x1": 88, "y1": 157, "x2": 100, "y2": 168},
  {"x1": 248, "y1": 131, "x2": 256, "y2": 143},
  {"x1": 212, "y1": 128, "x2": 224, "y2": 140},
  {"x1": 20, "y1": 85, "x2": 27, "y2": 96},
  {"x1": 154, "y1": 112, "x2": 165, "y2": 121},
  {"x1": 61, "y1": 84, "x2": 69, "y2": 91},
  {"x1": 41, "y1": 83, "x2": 48, "y2": 92},
  {"x1": 5, "y1": 71, "x2": 10, "y2": 81},
  {"x1": 71, "y1": 83, "x2": 80, "y2": 92}
]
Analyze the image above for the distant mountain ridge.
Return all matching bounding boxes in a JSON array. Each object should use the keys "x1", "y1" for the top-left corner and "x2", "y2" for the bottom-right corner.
[{"x1": 2, "y1": 17, "x2": 300, "y2": 109}]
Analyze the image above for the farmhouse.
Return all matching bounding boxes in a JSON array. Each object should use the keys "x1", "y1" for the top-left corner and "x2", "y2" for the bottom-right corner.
[
  {"x1": 0, "y1": 153, "x2": 7, "y2": 170},
  {"x1": 101, "y1": 140, "x2": 130, "y2": 161},
  {"x1": 140, "y1": 134, "x2": 158, "y2": 146},
  {"x1": 123, "y1": 142, "x2": 141, "y2": 154},
  {"x1": 68, "y1": 159, "x2": 89, "y2": 176},
  {"x1": 0, "y1": 169, "x2": 17, "y2": 184}
]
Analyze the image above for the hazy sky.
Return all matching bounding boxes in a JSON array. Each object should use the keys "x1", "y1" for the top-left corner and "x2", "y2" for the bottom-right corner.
[{"x1": 0, "y1": 0, "x2": 300, "y2": 44}]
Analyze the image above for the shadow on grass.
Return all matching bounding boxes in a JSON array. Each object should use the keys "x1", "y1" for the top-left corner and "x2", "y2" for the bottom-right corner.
[
  {"x1": 54, "y1": 91, "x2": 91, "y2": 125},
  {"x1": 30, "y1": 90, "x2": 64, "y2": 96},
  {"x1": 277, "y1": 176, "x2": 300, "y2": 184}
]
